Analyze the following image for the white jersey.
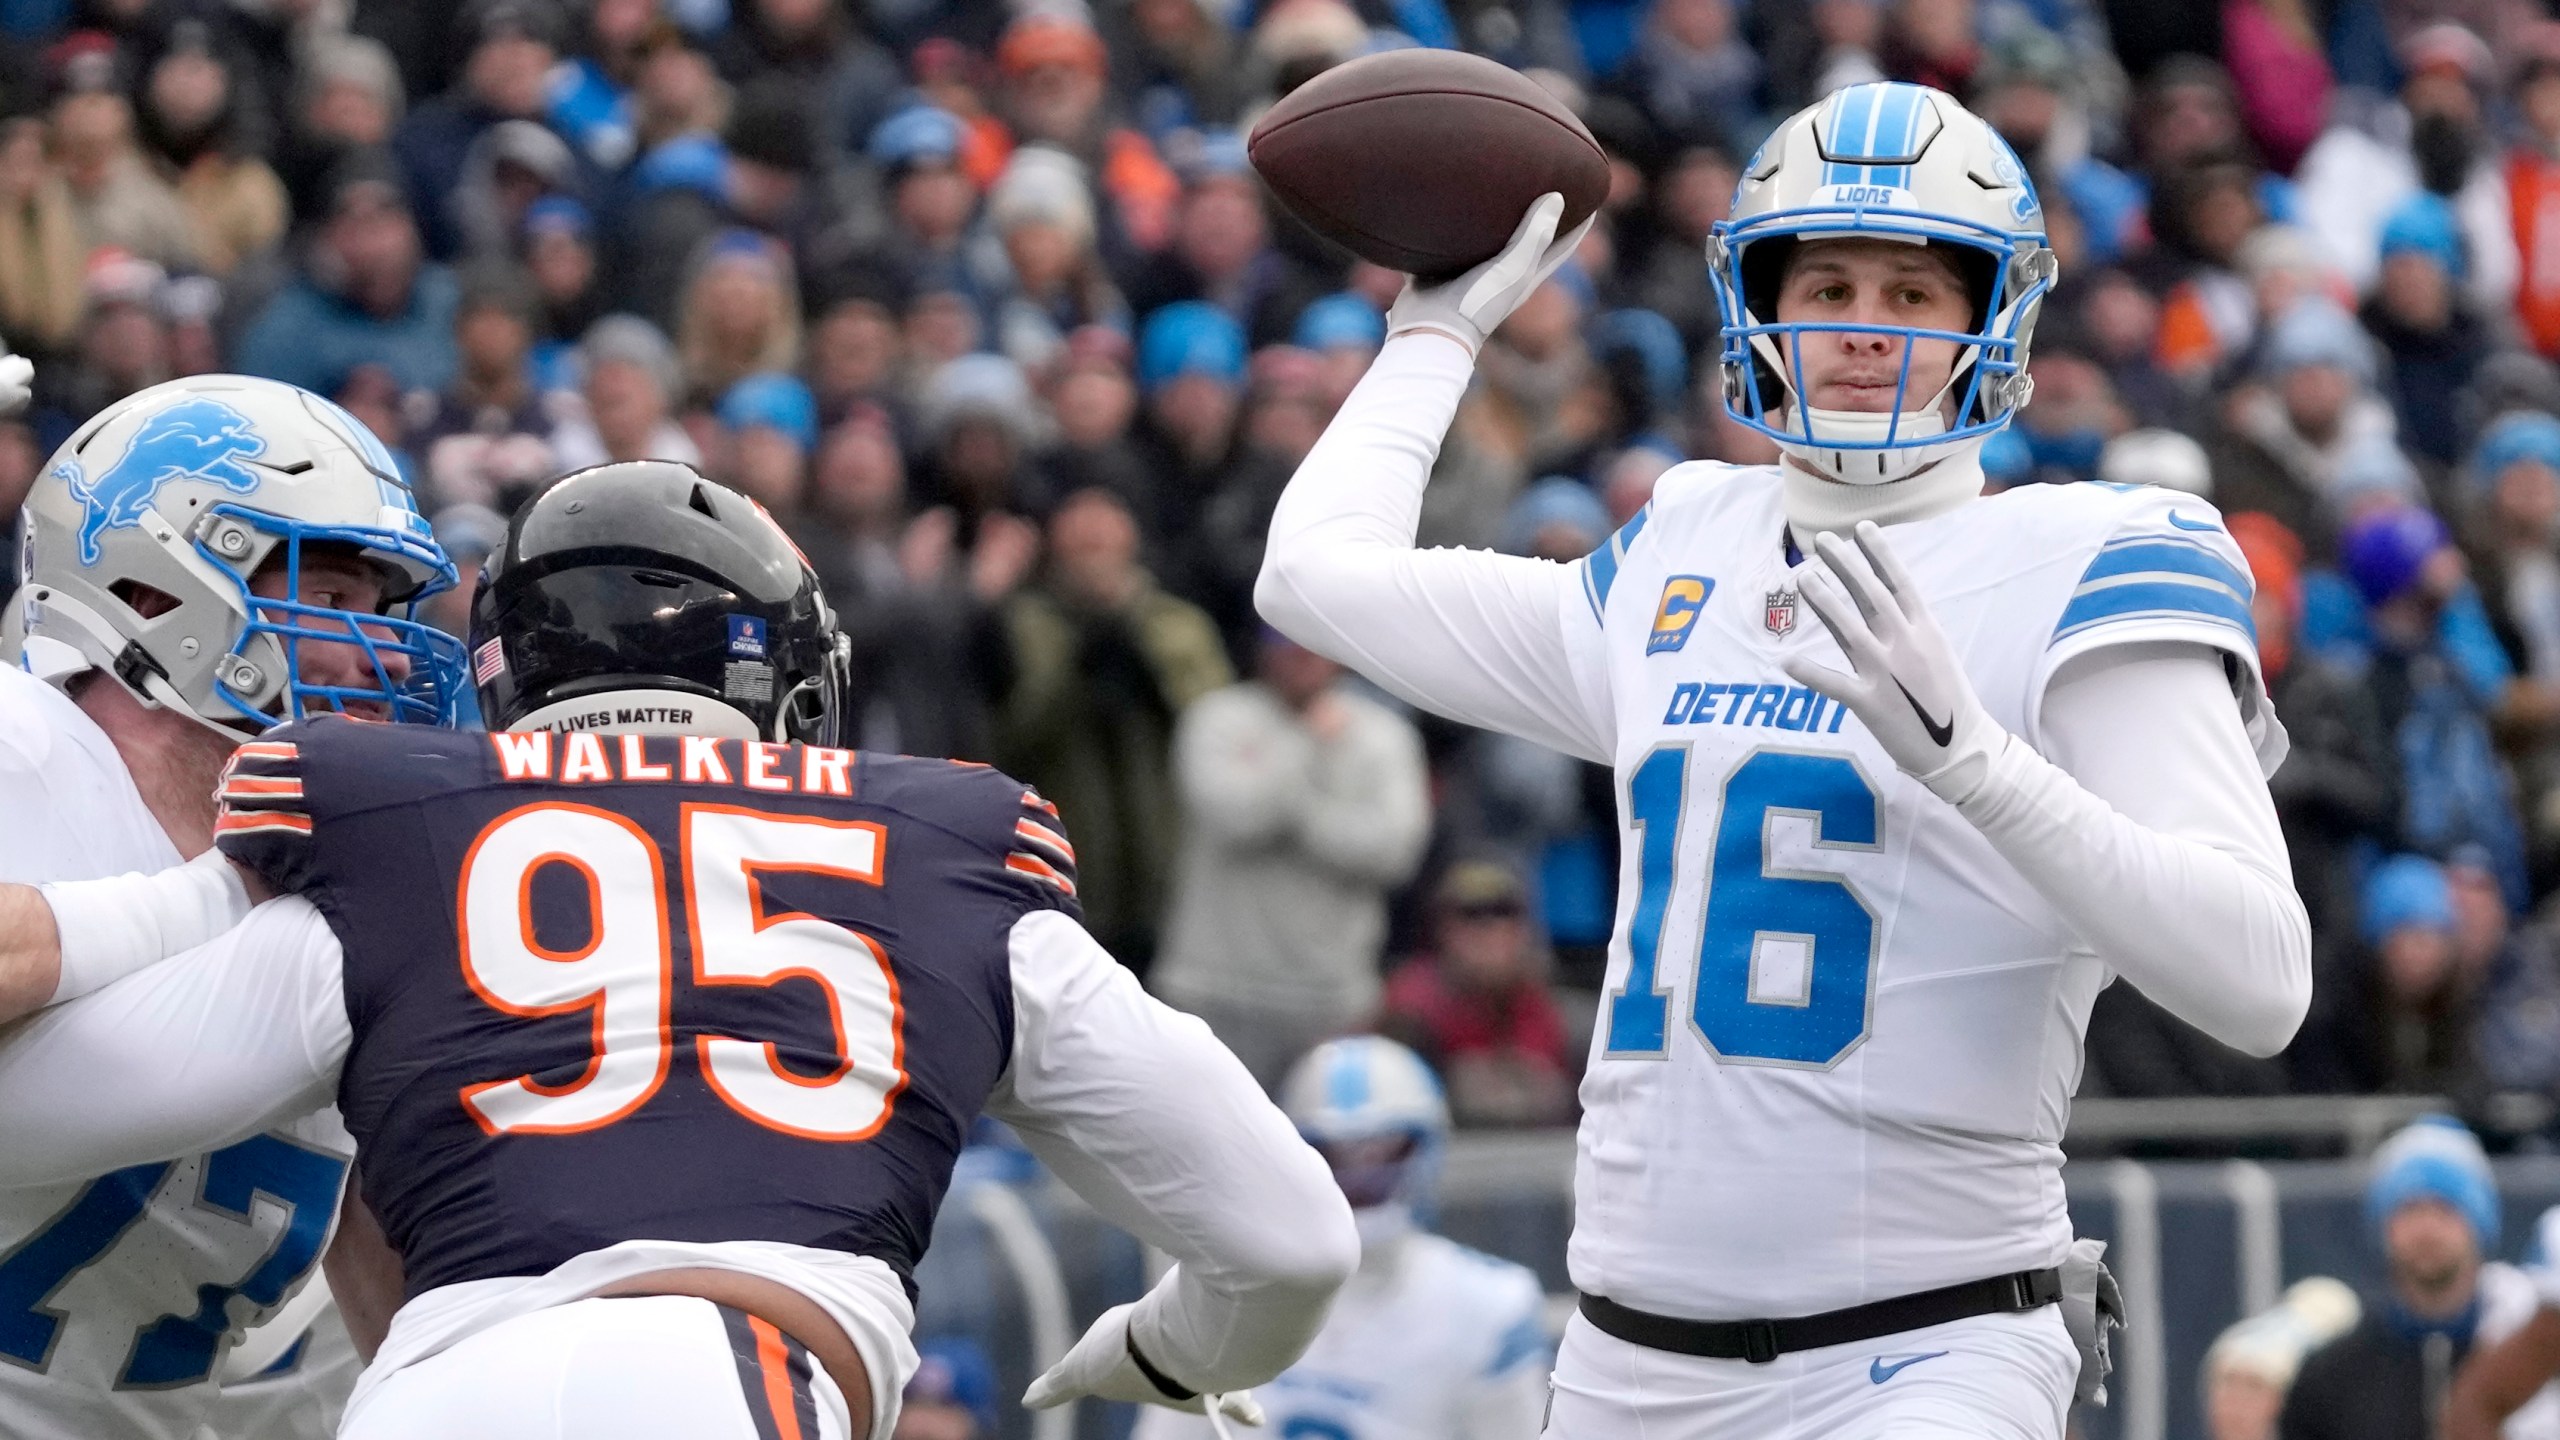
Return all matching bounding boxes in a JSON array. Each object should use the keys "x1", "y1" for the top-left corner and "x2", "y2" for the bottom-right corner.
[
  {"x1": 1135, "y1": 1232, "x2": 1550, "y2": 1440},
  {"x1": 1562, "y1": 465, "x2": 2282, "y2": 1318},
  {"x1": 0, "y1": 663, "x2": 353, "y2": 1440}
]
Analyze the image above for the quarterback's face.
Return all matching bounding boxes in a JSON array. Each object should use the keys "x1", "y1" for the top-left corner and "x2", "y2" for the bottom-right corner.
[{"x1": 1775, "y1": 239, "x2": 1971, "y2": 415}]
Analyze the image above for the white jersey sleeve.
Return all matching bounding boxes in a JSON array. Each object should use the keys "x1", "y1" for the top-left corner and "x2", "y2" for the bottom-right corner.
[
  {"x1": 0, "y1": 896, "x2": 349, "y2": 1188},
  {"x1": 1256, "y1": 334, "x2": 1615, "y2": 763},
  {"x1": 986, "y1": 908, "x2": 1358, "y2": 1396}
]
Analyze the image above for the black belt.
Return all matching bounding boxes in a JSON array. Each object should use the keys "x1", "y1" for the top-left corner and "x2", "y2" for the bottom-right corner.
[{"x1": 1578, "y1": 1268, "x2": 2062, "y2": 1364}]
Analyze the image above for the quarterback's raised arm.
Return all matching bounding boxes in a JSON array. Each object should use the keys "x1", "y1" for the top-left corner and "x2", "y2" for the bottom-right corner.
[
  {"x1": 0, "y1": 896, "x2": 347, "y2": 1186},
  {"x1": 1255, "y1": 199, "x2": 1616, "y2": 763},
  {"x1": 0, "y1": 849, "x2": 254, "y2": 1025},
  {"x1": 989, "y1": 908, "x2": 1358, "y2": 1409}
]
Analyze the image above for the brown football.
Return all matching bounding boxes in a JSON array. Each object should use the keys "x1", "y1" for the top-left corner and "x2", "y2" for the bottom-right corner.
[{"x1": 1247, "y1": 50, "x2": 1609, "y2": 281}]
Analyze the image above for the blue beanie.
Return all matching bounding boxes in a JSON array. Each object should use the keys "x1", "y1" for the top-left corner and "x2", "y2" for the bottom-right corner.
[
  {"x1": 2471, "y1": 411, "x2": 2560, "y2": 492},
  {"x1": 2360, "y1": 852, "x2": 2456, "y2": 944},
  {"x1": 2261, "y1": 299, "x2": 2376, "y2": 386},
  {"x1": 1293, "y1": 292, "x2": 1387, "y2": 352},
  {"x1": 868, "y1": 105, "x2": 964, "y2": 171},
  {"x1": 2339, "y1": 504, "x2": 2450, "y2": 606},
  {"x1": 2378, "y1": 192, "x2": 2468, "y2": 282},
  {"x1": 1138, "y1": 301, "x2": 1247, "y2": 393},
  {"x1": 2366, "y1": 1115, "x2": 2499, "y2": 1251},
  {"x1": 1500, "y1": 476, "x2": 1613, "y2": 556},
  {"x1": 716, "y1": 372, "x2": 819, "y2": 453}
]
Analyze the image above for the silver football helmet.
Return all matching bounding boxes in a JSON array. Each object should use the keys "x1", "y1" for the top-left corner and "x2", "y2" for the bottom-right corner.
[{"x1": 4, "y1": 374, "x2": 469, "y2": 731}]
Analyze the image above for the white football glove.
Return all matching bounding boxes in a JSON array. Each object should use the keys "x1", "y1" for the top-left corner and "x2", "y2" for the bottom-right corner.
[
  {"x1": 1023, "y1": 1302, "x2": 1265, "y2": 1430},
  {"x1": 0, "y1": 352, "x2": 31, "y2": 417},
  {"x1": 1779, "y1": 521, "x2": 2007, "y2": 803},
  {"x1": 1385, "y1": 192, "x2": 1596, "y2": 358}
]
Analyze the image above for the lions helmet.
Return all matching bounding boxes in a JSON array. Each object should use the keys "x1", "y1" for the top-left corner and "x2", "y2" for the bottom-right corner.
[
  {"x1": 470, "y1": 463, "x2": 850, "y2": 744},
  {"x1": 1280, "y1": 1037, "x2": 1450, "y2": 1214},
  {"x1": 4, "y1": 375, "x2": 469, "y2": 731},
  {"x1": 1709, "y1": 82, "x2": 2056, "y2": 484}
]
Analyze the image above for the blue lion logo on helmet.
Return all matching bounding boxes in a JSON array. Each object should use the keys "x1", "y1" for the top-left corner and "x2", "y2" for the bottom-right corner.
[{"x1": 59, "y1": 395, "x2": 267, "y2": 565}]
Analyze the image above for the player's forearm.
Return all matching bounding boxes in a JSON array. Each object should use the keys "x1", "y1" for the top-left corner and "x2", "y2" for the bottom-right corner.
[
  {"x1": 995, "y1": 910, "x2": 1358, "y2": 1392},
  {"x1": 1960, "y1": 651, "x2": 2311, "y2": 1056},
  {"x1": 20, "y1": 850, "x2": 255, "y2": 1016}
]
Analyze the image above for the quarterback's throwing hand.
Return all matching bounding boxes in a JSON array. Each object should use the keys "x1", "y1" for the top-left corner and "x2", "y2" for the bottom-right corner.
[
  {"x1": 1385, "y1": 192, "x2": 1595, "y2": 359},
  {"x1": 1781, "y1": 521, "x2": 2005, "y2": 802},
  {"x1": 1023, "y1": 1302, "x2": 1266, "y2": 1427}
]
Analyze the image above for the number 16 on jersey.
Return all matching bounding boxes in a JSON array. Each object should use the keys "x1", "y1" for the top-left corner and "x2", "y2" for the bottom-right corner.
[{"x1": 1604, "y1": 746, "x2": 1884, "y2": 1069}]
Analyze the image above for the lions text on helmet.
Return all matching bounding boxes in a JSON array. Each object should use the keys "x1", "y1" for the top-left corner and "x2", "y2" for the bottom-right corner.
[{"x1": 3, "y1": 374, "x2": 470, "y2": 731}]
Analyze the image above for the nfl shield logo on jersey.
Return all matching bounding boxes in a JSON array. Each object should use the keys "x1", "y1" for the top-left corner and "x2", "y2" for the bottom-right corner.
[{"x1": 1764, "y1": 587, "x2": 1799, "y2": 637}]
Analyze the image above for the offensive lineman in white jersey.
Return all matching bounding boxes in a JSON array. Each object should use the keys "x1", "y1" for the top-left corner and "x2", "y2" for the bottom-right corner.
[
  {"x1": 1254, "y1": 81, "x2": 2312, "y2": 1436},
  {"x1": 0, "y1": 373, "x2": 469, "y2": 1439},
  {"x1": 1136, "y1": 1037, "x2": 1550, "y2": 1440}
]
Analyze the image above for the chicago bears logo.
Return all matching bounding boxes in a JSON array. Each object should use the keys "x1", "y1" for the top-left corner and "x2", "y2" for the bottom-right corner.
[{"x1": 60, "y1": 396, "x2": 266, "y2": 564}]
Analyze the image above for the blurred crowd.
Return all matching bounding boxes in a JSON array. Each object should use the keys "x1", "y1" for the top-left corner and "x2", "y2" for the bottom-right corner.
[{"x1": 15, "y1": 0, "x2": 2560, "y2": 1126}]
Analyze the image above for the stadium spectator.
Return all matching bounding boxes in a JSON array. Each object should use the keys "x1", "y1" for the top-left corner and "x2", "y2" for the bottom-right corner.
[
  {"x1": 1130, "y1": 299, "x2": 1245, "y2": 560},
  {"x1": 2510, "y1": 24, "x2": 2560, "y2": 361},
  {"x1": 1154, "y1": 627, "x2": 1431, "y2": 1089},
  {"x1": 0, "y1": 116, "x2": 86, "y2": 364},
  {"x1": 518, "y1": 196, "x2": 603, "y2": 372},
  {"x1": 1379, "y1": 860, "x2": 1580, "y2": 1128},
  {"x1": 2293, "y1": 1122, "x2": 2549, "y2": 1434},
  {"x1": 2363, "y1": 193, "x2": 2493, "y2": 466},
  {"x1": 864, "y1": 105, "x2": 980, "y2": 287},
  {"x1": 2295, "y1": 854, "x2": 2481, "y2": 1096},
  {"x1": 232, "y1": 151, "x2": 459, "y2": 395},
  {"x1": 411, "y1": 263, "x2": 555, "y2": 513},
  {"x1": 714, "y1": 370, "x2": 818, "y2": 515},
  {"x1": 674, "y1": 227, "x2": 801, "y2": 406},
  {"x1": 992, "y1": 9, "x2": 1179, "y2": 259},
  {"x1": 2283, "y1": 1118, "x2": 2505, "y2": 1440},
  {"x1": 980, "y1": 145, "x2": 1129, "y2": 371},
  {"x1": 274, "y1": 36, "x2": 404, "y2": 220},
  {"x1": 131, "y1": 20, "x2": 284, "y2": 280},
  {"x1": 393, "y1": 0, "x2": 566, "y2": 260},
  {"x1": 999, "y1": 486, "x2": 1232, "y2": 973},
  {"x1": 915, "y1": 352, "x2": 1050, "y2": 525},
  {"x1": 550, "y1": 314, "x2": 702, "y2": 470},
  {"x1": 707, "y1": 0, "x2": 902, "y2": 164},
  {"x1": 2209, "y1": 298, "x2": 2395, "y2": 561},
  {"x1": 50, "y1": 36, "x2": 198, "y2": 274}
]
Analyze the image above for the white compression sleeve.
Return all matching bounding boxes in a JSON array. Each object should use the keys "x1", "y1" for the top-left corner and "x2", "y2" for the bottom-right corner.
[
  {"x1": 42, "y1": 848, "x2": 252, "y2": 1005},
  {"x1": 1952, "y1": 641, "x2": 2312, "y2": 1056},
  {"x1": 0, "y1": 895, "x2": 348, "y2": 1187},
  {"x1": 1254, "y1": 333, "x2": 1610, "y2": 762},
  {"x1": 988, "y1": 909, "x2": 1358, "y2": 1395}
]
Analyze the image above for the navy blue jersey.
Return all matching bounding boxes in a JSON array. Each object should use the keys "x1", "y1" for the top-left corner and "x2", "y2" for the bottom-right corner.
[{"x1": 214, "y1": 718, "x2": 1081, "y2": 1299}]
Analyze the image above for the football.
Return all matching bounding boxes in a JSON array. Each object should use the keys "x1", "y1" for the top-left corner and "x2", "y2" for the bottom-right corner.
[{"x1": 1247, "y1": 50, "x2": 1610, "y2": 281}]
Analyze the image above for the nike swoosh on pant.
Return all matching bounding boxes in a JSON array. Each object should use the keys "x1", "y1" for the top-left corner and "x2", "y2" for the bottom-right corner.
[
  {"x1": 1894, "y1": 680, "x2": 1954, "y2": 747},
  {"x1": 1869, "y1": 1352, "x2": 1949, "y2": 1384}
]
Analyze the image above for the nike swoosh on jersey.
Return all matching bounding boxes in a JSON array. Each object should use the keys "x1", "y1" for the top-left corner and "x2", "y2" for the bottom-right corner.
[
  {"x1": 1869, "y1": 1352, "x2": 1949, "y2": 1384},
  {"x1": 2167, "y1": 511, "x2": 2220, "y2": 532},
  {"x1": 1894, "y1": 680, "x2": 1954, "y2": 747}
]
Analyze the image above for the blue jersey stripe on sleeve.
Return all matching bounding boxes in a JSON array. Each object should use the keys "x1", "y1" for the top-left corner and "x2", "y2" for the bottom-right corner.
[
  {"x1": 2078, "y1": 538, "x2": 2253, "y2": 602},
  {"x1": 1579, "y1": 503, "x2": 1651, "y2": 623},
  {"x1": 2054, "y1": 578, "x2": 2257, "y2": 642}
]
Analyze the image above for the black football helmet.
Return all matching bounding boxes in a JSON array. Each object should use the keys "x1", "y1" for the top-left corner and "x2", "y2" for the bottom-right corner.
[{"x1": 470, "y1": 463, "x2": 849, "y2": 744}]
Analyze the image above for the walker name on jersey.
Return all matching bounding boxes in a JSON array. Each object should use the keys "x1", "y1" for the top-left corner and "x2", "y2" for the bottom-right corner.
[{"x1": 1661, "y1": 679, "x2": 1848, "y2": 732}]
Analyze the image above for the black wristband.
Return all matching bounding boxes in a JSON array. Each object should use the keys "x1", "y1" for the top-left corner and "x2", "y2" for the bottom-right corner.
[{"x1": 1125, "y1": 1330, "x2": 1199, "y2": 1402}]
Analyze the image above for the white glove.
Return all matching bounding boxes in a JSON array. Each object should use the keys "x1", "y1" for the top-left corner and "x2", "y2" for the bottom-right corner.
[
  {"x1": 1780, "y1": 521, "x2": 2007, "y2": 803},
  {"x1": 1023, "y1": 1302, "x2": 1266, "y2": 1428},
  {"x1": 0, "y1": 353, "x2": 31, "y2": 417},
  {"x1": 1385, "y1": 192, "x2": 1596, "y2": 358}
]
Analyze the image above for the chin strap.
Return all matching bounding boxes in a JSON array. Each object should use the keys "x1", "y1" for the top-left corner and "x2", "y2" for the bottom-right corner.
[{"x1": 1782, "y1": 433, "x2": 1990, "y2": 549}]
